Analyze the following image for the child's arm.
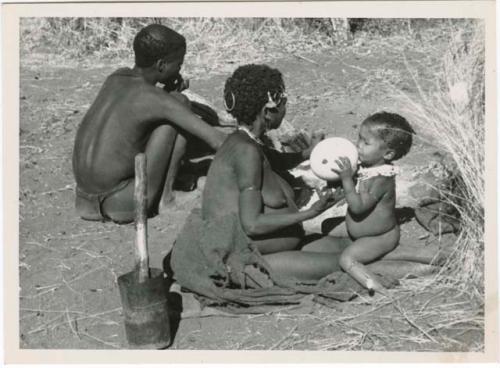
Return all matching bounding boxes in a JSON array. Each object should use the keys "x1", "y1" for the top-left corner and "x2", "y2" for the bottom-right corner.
[{"x1": 334, "y1": 157, "x2": 390, "y2": 215}]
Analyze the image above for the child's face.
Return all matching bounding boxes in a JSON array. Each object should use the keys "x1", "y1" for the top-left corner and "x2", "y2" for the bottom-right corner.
[{"x1": 356, "y1": 124, "x2": 391, "y2": 167}]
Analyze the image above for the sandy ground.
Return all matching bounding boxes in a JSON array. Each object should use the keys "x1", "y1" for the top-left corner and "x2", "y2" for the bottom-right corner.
[{"x1": 18, "y1": 48, "x2": 483, "y2": 351}]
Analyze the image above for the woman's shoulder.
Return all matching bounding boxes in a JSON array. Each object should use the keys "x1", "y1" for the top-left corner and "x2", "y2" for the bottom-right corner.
[{"x1": 225, "y1": 131, "x2": 265, "y2": 157}]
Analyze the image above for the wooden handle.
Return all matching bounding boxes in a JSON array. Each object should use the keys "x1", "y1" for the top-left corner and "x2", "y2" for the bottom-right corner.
[{"x1": 134, "y1": 153, "x2": 149, "y2": 282}]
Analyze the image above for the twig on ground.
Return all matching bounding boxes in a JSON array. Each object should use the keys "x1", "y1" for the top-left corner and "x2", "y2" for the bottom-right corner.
[
  {"x1": 393, "y1": 300, "x2": 438, "y2": 344},
  {"x1": 65, "y1": 308, "x2": 81, "y2": 339},
  {"x1": 269, "y1": 325, "x2": 298, "y2": 350},
  {"x1": 332, "y1": 54, "x2": 368, "y2": 72},
  {"x1": 38, "y1": 183, "x2": 75, "y2": 196},
  {"x1": 80, "y1": 331, "x2": 120, "y2": 349},
  {"x1": 293, "y1": 54, "x2": 319, "y2": 65}
]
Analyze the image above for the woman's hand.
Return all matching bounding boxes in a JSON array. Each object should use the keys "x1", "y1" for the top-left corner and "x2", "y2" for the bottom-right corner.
[
  {"x1": 310, "y1": 187, "x2": 338, "y2": 215},
  {"x1": 334, "y1": 157, "x2": 354, "y2": 180}
]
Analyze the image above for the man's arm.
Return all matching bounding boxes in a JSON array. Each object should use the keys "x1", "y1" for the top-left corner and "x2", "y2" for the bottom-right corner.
[
  {"x1": 158, "y1": 92, "x2": 227, "y2": 150},
  {"x1": 262, "y1": 146, "x2": 307, "y2": 171}
]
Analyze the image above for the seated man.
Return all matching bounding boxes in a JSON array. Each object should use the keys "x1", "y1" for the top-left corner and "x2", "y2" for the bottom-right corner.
[{"x1": 72, "y1": 24, "x2": 226, "y2": 224}]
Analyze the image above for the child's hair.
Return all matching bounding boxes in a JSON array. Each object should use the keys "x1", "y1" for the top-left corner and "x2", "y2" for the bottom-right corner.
[
  {"x1": 362, "y1": 111, "x2": 415, "y2": 160},
  {"x1": 223, "y1": 64, "x2": 285, "y2": 125},
  {"x1": 133, "y1": 24, "x2": 186, "y2": 68}
]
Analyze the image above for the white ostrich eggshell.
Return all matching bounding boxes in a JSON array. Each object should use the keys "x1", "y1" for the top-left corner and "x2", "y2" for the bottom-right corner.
[{"x1": 310, "y1": 137, "x2": 358, "y2": 181}]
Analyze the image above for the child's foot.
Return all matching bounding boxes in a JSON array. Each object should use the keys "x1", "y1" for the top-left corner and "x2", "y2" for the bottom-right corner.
[{"x1": 360, "y1": 287, "x2": 392, "y2": 304}]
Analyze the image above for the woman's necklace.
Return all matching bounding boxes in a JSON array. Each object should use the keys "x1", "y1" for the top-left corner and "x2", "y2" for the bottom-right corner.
[{"x1": 238, "y1": 126, "x2": 264, "y2": 145}]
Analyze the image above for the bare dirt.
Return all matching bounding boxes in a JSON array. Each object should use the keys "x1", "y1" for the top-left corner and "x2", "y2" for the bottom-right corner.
[{"x1": 19, "y1": 48, "x2": 483, "y2": 351}]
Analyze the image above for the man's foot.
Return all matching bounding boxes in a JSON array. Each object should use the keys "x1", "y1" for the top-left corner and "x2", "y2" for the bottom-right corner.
[
  {"x1": 173, "y1": 173, "x2": 198, "y2": 192},
  {"x1": 159, "y1": 192, "x2": 177, "y2": 213}
]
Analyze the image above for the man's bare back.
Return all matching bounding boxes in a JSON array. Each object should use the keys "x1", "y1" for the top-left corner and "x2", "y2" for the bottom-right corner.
[{"x1": 74, "y1": 68, "x2": 170, "y2": 193}]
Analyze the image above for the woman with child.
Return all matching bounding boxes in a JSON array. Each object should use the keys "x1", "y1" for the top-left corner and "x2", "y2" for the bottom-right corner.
[{"x1": 169, "y1": 63, "x2": 416, "y2": 303}]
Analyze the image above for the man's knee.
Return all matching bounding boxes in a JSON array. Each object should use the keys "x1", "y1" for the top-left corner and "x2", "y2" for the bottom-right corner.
[{"x1": 170, "y1": 92, "x2": 191, "y2": 108}]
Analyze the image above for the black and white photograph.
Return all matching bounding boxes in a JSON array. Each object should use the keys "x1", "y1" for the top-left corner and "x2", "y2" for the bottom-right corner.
[{"x1": 3, "y1": 0, "x2": 497, "y2": 363}]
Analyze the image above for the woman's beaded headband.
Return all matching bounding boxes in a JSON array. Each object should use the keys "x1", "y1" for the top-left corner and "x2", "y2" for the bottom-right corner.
[{"x1": 224, "y1": 89, "x2": 287, "y2": 113}]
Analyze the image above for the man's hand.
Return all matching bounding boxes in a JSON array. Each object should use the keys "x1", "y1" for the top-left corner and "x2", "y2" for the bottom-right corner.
[
  {"x1": 333, "y1": 156, "x2": 354, "y2": 180},
  {"x1": 282, "y1": 131, "x2": 310, "y2": 152},
  {"x1": 282, "y1": 129, "x2": 325, "y2": 157},
  {"x1": 163, "y1": 73, "x2": 190, "y2": 92},
  {"x1": 309, "y1": 130, "x2": 325, "y2": 148},
  {"x1": 302, "y1": 130, "x2": 325, "y2": 159}
]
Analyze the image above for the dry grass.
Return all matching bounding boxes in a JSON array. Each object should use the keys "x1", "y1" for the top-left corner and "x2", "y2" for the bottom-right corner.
[
  {"x1": 392, "y1": 22, "x2": 485, "y2": 289},
  {"x1": 19, "y1": 18, "x2": 485, "y2": 351},
  {"x1": 20, "y1": 18, "x2": 462, "y2": 78},
  {"x1": 21, "y1": 17, "x2": 336, "y2": 73},
  {"x1": 373, "y1": 21, "x2": 486, "y2": 351}
]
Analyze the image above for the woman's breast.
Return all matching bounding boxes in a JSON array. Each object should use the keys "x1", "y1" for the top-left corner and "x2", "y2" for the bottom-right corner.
[{"x1": 261, "y1": 164, "x2": 295, "y2": 209}]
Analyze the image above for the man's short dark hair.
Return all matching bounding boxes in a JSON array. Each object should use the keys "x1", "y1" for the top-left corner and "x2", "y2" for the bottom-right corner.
[{"x1": 133, "y1": 24, "x2": 186, "y2": 67}]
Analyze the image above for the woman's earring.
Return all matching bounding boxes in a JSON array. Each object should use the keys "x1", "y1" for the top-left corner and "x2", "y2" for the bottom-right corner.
[{"x1": 224, "y1": 91, "x2": 236, "y2": 112}]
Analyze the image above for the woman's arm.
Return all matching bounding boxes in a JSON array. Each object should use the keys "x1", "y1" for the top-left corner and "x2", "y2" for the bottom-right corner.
[{"x1": 236, "y1": 144, "x2": 333, "y2": 236}]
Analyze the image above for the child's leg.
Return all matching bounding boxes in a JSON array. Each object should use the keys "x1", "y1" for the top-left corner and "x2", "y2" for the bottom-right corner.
[{"x1": 339, "y1": 227, "x2": 399, "y2": 291}]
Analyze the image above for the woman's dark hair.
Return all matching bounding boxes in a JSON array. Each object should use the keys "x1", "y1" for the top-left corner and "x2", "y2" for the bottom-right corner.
[
  {"x1": 133, "y1": 24, "x2": 186, "y2": 67},
  {"x1": 223, "y1": 64, "x2": 285, "y2": 125},
  {"x1": 362, "y1": 111, "x2": 415, "y2": 160}
]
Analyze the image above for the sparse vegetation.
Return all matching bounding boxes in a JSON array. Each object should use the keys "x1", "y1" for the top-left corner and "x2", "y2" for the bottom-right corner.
[
  {"x1": 392, "y1": 21, "x2": 485, "y2": 295},
  {"x1": 19, "y1": 18, "x2": 485, "y2": 351}
]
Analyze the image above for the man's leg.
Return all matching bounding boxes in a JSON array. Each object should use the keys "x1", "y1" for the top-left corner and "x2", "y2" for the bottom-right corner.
[
  {"x1": 159, "y1": 133, "x2": 187, "y2": 211},
  {"x1": 102, "y1": 124, "x2": 179, "y2": 223}
]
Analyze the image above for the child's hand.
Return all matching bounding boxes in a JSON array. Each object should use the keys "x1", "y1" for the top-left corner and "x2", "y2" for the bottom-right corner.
[
  {"x1": 334, "y1": 157, "x2": 354, "y2": 180},
  {"x1": 310, "y1": 188, "x2": 337, "y2": 215}
]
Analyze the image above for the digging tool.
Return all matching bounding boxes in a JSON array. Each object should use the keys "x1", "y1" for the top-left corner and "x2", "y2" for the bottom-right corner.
[{"x1": 118, "y1": 153, "x2": 171, "y2": 349}]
